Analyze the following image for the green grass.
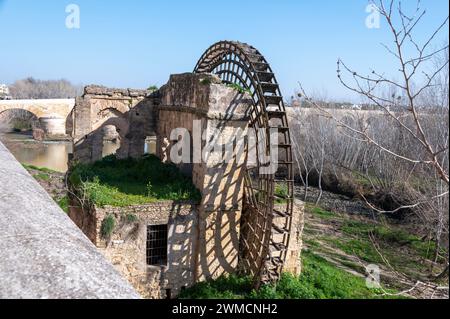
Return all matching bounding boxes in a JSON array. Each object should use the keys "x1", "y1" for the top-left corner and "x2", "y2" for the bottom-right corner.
[
  {"x1": 326, "y1": 237, "x2": 383, "y2": 264},
  {"x1": 33, "y1": 173, "x2": 50, "y2": 181},
  {"x1": 69, "y1": 155, "x2": 201, "y2": 207},
  {"x1": 57, "y1": 196, "x2": 69, "y2": 213},
  {"x1": 179, "y1": 251, "x2": 401, "y2": 299},
  {"x1": 308, "y1": 205, "x2": 337, "y2": 219},
  {"x1": 312, "y1": 215, "x2": 444, "y2": 279},
  {"x1": 179, "y1": 275, "x2": 254, "y2": 299},
  {"x1": 340, "y1": 220, "x2": 437, "y2": 260},
  {"x1": 22, "y1": 163, "x2": 59, "y2": 174}
]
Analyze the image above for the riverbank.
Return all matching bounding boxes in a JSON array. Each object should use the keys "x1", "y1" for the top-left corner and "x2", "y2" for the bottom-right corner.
[
  {"x1": 0, "y1": 132, "x2": 72, "y2": 172},
  {"x1": 22, "y1": 164, "x2": 68, "y2": 213}
]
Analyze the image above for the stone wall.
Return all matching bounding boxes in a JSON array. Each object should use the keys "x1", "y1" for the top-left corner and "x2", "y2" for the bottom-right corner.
[
  {"x1": 68, "y1": 200, "x2": 198, "y2": 299},
  {"x1": 273, "y1": 202, "x2": 304, "y2": 275},
  {"x1": 157, "y1": 73, "x2": 251, "y2": 282},
  {"x1": 72, "y1": 86, "x2": 157, "y2": 163},
  {"x1": 0, "y1": 141, "x2": 139, "y2": 299}
]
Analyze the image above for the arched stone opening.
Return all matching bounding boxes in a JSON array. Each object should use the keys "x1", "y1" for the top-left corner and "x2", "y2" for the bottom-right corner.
[
  {"x1": 90, "y1": 115, "x2": 130, "y2": 161},
  {"x1": 144, "y1": 136, "x2": 157, "y2": 155},
  {"x1": 101, "y1": 124, "x2": 122, "y2": 158},
  {"x1": 0, "y1": 109, "x2": 40, "y2": 135}
]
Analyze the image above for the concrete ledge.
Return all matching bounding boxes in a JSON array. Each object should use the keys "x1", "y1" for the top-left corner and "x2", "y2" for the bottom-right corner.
[{"x1": 0, "y1": 141, "x2": 139, "y2": 299}]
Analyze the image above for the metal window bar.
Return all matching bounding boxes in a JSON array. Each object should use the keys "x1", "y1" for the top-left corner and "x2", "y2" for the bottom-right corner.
[{"x1": 146, "y1": 224, "x2": 168, "y2": 266}]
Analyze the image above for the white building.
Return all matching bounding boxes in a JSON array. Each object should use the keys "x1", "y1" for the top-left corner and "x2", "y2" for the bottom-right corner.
[{"x1": 0, "y1": 84, "x2": 11, "y2": 100}]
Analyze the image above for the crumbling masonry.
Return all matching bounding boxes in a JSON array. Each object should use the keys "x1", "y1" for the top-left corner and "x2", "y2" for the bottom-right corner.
[{"x1": 69, "y1": 73, "x2": 303, "y2": 298}]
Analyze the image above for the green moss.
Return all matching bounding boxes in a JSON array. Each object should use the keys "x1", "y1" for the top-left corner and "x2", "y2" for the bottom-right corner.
[
  {"x1": 101, "y1": 215, "x2": 116, "y2": 239},
  {"x1": 69, "y1": 155, "x2": 201, "y2": 207}
]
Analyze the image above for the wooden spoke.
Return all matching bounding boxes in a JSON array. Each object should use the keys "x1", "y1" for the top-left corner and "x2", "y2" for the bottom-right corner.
[{"x1": 194, "y1": 41, "x2": 294, "y2": 287}]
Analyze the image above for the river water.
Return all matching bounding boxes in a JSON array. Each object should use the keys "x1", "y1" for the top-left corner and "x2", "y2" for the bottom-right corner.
[
  {"x1": 0, "y1": 132, "x2": 156, "y2": 173},
  {"x1": 0, "y1": 132, "x2": 72, "y2": 172}
]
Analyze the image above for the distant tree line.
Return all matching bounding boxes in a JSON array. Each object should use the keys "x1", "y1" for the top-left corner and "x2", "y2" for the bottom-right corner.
[{"x1": 8, "y1": 77, "x2": 83, "y2": 99}]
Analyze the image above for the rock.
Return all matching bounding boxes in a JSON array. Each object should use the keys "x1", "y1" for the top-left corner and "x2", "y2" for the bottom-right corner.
[{"x1": 32, "y1": 128, "x2": 45, "y2": 141}]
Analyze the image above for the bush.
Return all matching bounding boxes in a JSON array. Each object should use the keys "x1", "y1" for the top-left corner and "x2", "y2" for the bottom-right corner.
[
  {"x1": 101, "y1": 215, "x2": 116, "y2": 239},
  {"x1": 125, "y1": 213, "x2": 138, "y2": 223}
]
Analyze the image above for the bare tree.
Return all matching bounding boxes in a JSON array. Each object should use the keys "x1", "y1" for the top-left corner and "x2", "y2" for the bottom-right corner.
[
  {"x1": 297, "y1": 0, "x2": 449, "y2": 280},
  {"x1": 8, "y1": 77, "x2": 82, "y2": 99}
]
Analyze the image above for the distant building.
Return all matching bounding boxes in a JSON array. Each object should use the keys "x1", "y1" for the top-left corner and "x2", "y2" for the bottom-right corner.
[{"x1": 0, "y1": 84, "x2": 11, "y2": 100}]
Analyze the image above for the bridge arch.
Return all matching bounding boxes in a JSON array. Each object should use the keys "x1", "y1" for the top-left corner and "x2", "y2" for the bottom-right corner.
[
  {"x1": 0, "y1": 107, "x2": 40, "y2": 119},
  {"x1": 0, "y1": 99, "x2": 74, "y2": 119},
  {"x1": 0, "y1": 108, "x2": 40, "y2": 133},
  {"x1": 194, "y1": 41, "x2": 294, "y2": 286},
  {"x1": 0, "y1": 99, "x2": 75, "y2": 139}
]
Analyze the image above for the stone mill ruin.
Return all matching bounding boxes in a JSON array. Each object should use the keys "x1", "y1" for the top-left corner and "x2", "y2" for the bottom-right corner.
[{"x1": 67, "y1": 41, "x2": 304, "y2": 298}]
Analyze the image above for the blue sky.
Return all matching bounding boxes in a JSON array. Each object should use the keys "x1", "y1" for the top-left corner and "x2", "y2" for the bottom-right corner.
[{"x1": 0, "y1": 0, "x2": 448, "y2": 100}]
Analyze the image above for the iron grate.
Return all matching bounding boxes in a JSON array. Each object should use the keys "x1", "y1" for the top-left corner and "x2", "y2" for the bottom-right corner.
[{"x1": 146, "y1": 224, "x2": 168, "y2": 266}]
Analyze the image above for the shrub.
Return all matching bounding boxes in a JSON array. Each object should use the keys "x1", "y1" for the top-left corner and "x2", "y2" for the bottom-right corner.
[
  {"x1": 101, "y1": 215, "x2": 116, "y2": 239},
  {"x1": 125, "y1": 213, "x2": 138, "y2": 223},
  {"x1": 226, "y1": 83, "x2": 251, "y2": 94}
]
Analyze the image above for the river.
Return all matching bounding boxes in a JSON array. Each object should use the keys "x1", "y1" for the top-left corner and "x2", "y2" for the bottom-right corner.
[
  {"x1": 0, "y1": 132, "x2": 72, "y2": 172},
  {"x1": 0, "y1": 132, "x2": 156, "y2": 173}
]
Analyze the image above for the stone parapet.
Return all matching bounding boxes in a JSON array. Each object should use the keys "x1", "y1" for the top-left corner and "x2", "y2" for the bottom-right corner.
[
  {"x1": 84, "y1": 85, "x2": 150, "y2": 98},
  {"x1": 0, "y1": 141, "x2": 139, "y2": 299}
]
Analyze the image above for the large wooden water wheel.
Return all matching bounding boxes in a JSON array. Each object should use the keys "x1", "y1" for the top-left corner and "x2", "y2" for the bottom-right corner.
[{"x1": 194, "y1": 41, "x2": 294, "y2": 287}]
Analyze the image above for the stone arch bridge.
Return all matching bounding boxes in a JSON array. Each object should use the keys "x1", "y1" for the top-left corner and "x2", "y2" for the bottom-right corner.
[{"x1": 0, "y1": 98, "x2": 75, "y2": 139}]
